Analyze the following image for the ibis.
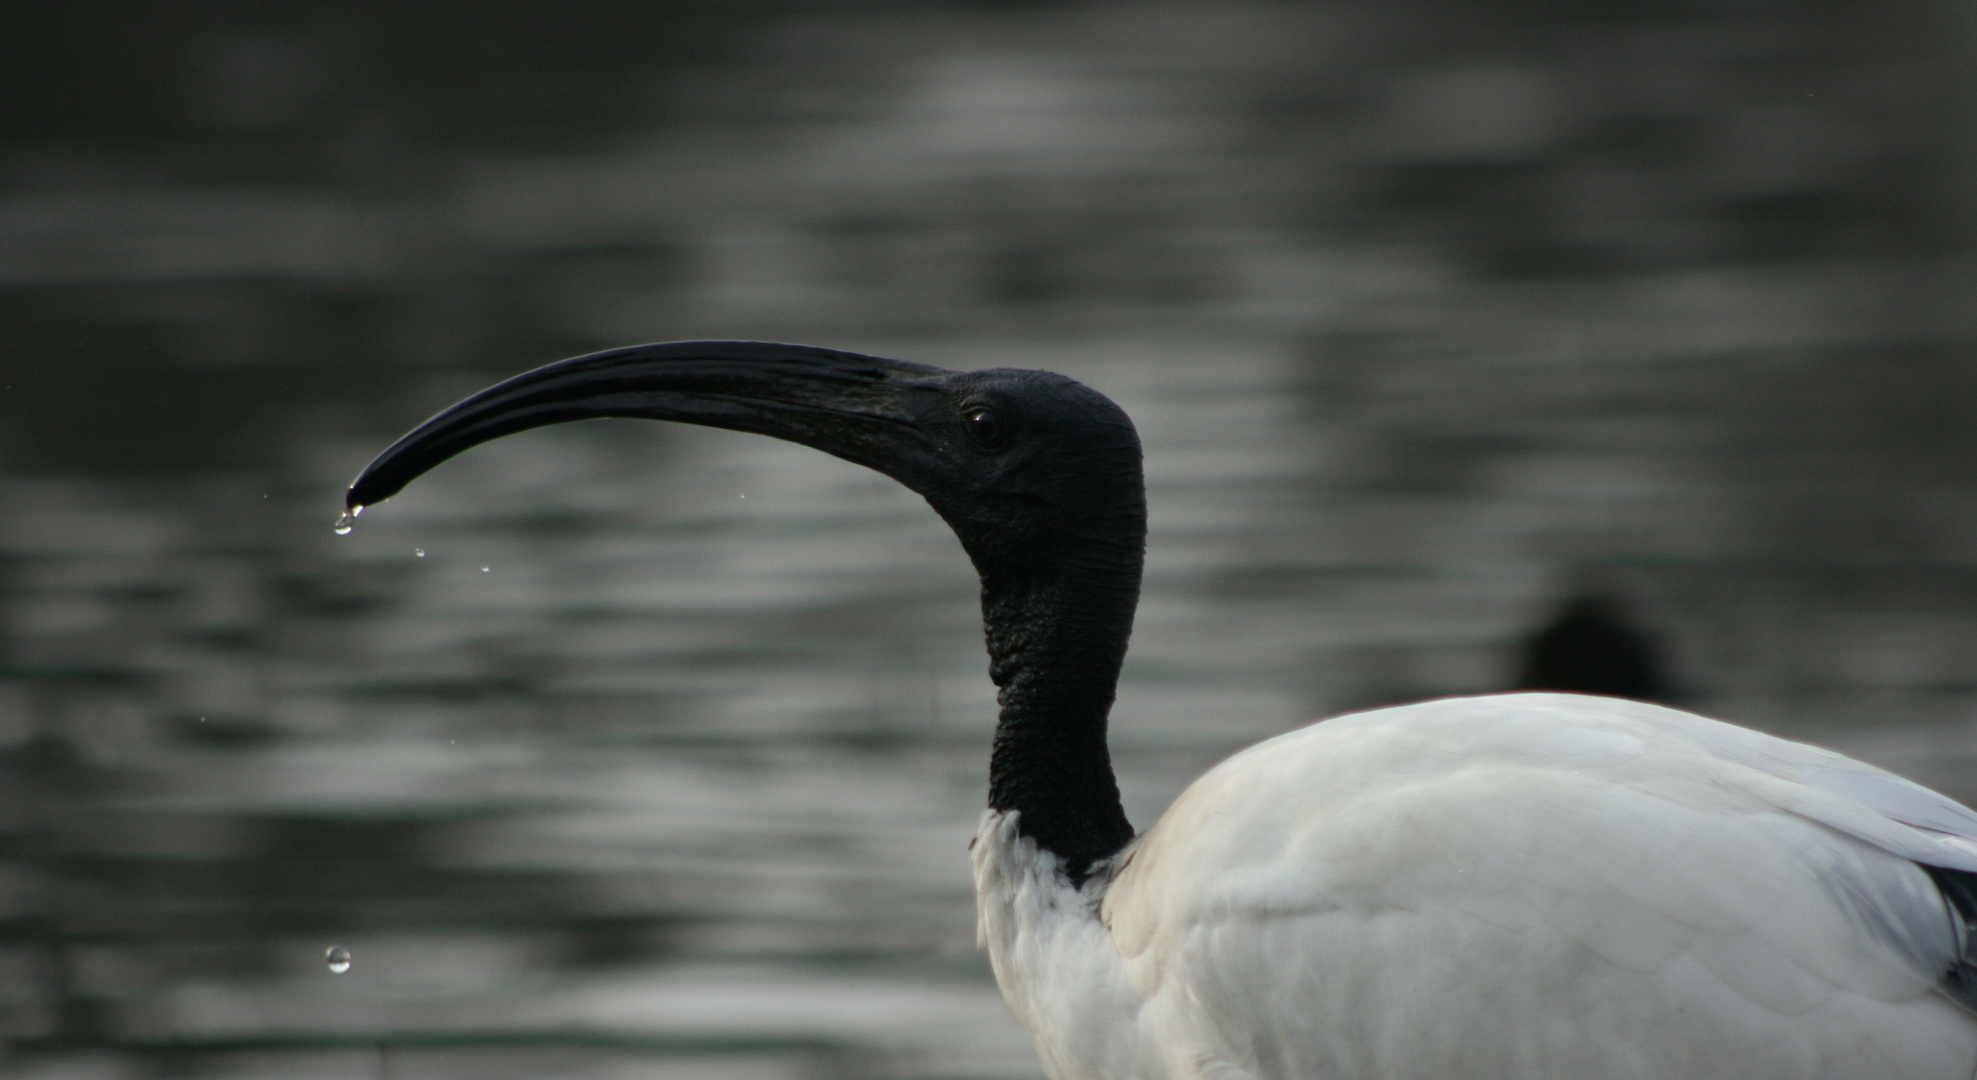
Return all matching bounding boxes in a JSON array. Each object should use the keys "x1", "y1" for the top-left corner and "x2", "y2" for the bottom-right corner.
[{"x1": 347, "y1": 341, "x2": 1977, "y2": 1080}]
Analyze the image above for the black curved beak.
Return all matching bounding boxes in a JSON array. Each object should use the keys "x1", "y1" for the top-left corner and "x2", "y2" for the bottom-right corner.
[{"x1": 346, "y1": 340, "x2": 951, "y2": 512}]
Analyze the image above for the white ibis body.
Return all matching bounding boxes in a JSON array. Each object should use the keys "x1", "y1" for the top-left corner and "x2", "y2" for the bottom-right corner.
[{"x1": 348, "y1": 342, "x2": 1977, "y2": 1080}]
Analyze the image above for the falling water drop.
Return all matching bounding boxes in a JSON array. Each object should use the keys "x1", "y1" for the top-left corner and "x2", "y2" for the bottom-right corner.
[
  {"x1": 414, "y1": 548, "x2": 426, "y2": 558},
  {"x1": 326, "y1": 946, "x2": 352, "y2": 974},
  {"x1": 480, "y1": 565, "x2": 490, "y2": 573}
]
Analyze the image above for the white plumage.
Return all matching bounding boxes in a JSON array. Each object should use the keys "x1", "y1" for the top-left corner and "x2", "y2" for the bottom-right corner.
[{"x1": 976, "y1": 693, "x2": 1977, "y2": 1080}]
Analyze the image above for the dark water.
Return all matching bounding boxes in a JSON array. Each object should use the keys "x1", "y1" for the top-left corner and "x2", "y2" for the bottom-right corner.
[{"x1": 5, "y1": 3, "x2": 1977, "y2": 1077}]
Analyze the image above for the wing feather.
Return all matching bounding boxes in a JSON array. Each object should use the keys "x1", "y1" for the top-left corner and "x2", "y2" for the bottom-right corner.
[{"x1": 1100, "y1": 693, "x2": 1977, "y2": 1079}]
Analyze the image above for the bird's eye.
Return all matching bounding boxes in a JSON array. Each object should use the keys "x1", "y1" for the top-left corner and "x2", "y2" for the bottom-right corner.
[{"x1": 965, "y1": 407, "x2": 1008, "y2": 449}]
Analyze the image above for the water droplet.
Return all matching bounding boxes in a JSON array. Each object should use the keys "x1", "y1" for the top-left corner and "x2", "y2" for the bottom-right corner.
[
  {"x1": 332, "y1": 514, "x2": 354, "y2": 536},
  {"x1": 326, "y1": 946, "x2": 351, "y2": 974},
  {"x1": 480, "y1": 565, "x2": 490, "y2": 573},
  {"x1": 738, "y1": 492, "x2": 746, "y2": 500},
  {"x1": 414, "y1": 548, "x2": 426, "y2": 558}
]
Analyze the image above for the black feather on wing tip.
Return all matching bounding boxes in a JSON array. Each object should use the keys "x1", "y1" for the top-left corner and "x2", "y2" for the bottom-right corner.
[{"x1": 1924, "y1": 864, "x2": 1977, "y2": 1013}]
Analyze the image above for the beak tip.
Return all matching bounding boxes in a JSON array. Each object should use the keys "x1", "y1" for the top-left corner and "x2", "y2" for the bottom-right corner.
[{"x1": 345, "y1": 471, "x2": 394, "y2": 513}]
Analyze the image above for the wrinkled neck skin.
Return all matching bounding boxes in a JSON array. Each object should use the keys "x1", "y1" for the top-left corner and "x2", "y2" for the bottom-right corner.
[{"x1": 979, "y1": 529, "x2": 1141, "y2": 884}]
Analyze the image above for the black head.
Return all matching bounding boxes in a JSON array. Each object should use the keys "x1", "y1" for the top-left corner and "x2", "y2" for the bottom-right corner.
[{"x1": 901, "y1": 367, "x2": 1144, "y2": 575}]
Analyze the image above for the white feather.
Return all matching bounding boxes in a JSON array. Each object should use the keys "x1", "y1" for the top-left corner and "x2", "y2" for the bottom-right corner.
[{"x1": 975, "y1": 692, "x2": 1977, "y2": 1079}]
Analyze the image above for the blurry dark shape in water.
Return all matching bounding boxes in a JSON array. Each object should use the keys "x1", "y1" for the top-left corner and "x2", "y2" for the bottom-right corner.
[{"x1": 1513, "y1": 594, "x2": 1666, "y2": 703}]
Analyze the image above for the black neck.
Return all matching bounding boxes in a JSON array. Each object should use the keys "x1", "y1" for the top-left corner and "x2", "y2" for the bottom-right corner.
[{"x1": 979, "y1": 525, "x2": 1141, "y2": 884}]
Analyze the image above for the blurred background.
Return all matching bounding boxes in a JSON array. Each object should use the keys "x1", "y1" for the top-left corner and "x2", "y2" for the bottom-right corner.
[{"x1": 4, "y1": 1, "x2": 1977, "y2": 1077}]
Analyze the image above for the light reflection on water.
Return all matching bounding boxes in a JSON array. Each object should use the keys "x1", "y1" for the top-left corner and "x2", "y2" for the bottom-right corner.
[{"x1": 5, "y1": 2, "x2": 1977, "y2": 1078}]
